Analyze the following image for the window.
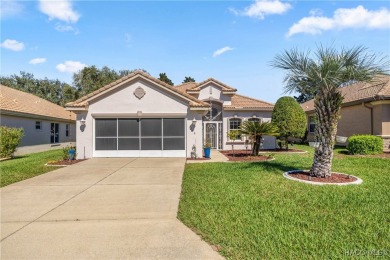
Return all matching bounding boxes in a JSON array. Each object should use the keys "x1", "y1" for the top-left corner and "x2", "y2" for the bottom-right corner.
[
  {"x1": 66, "y1": 124, "x2": 69, "y2": 137},
  {"x1": 309, "y1": 116, "x2": 316, "y2": 133},
  {"x1": 229, "y1": 118, "x2": 242, "y2": 140},
  {"x1": 35, "y1": 121, "x2": 42, "y2": 130},
  {"x1": 248, "y1": 117, "x2": 261, "y2": 123}
]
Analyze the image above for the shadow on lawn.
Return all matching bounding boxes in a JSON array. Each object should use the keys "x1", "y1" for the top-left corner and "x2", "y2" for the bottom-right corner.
[{"x1": 242, "y1": 159, "x2": 310, "y2": 174}]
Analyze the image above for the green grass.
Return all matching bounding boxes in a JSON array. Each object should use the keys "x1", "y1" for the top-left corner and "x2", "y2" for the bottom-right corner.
[
  {"x1": 178, "y1": 145, "x2": 390, "y2": 259},
  {"x1": 0, "y1": 149, "x2": 63, "y2": 187}
]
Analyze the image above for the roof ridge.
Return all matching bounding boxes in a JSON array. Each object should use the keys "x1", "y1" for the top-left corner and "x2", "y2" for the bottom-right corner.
[
  {"x1": 234, "y1": 93, "x2": 275, "y2": 106},
  {"x1": 192, "y1": 78, "x2": 237, "y2": 91},
  {"x1": 66, "y1": 71, "x2": 208, "y2": 107}
]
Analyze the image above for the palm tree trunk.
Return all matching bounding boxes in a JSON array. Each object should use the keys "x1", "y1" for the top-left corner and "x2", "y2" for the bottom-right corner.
[
  {"x1": 310, "y1": 91, "x2": 343, "y2": 178},
  {"x1": 252, "y1": 136, "x2": 261, "y2": 156}
]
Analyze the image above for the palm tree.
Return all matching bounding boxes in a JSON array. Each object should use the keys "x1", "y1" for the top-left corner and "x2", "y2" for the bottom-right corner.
[
  {"x1": 240, "y1": 121, "x2": 279, "y2": 156},
  {"x1": 272, "y1": 46, "x2": 387, "y2": 178}
]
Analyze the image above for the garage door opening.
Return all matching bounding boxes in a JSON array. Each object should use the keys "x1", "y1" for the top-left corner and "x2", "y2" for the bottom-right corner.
[{"x1": 94, "y1": 118, "x2": 186, "y2": 157}]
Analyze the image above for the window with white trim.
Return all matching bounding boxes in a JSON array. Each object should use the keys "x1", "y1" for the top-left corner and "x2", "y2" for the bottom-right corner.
[
  {"x1": 309, "y1": 116, "x2": 316, "y2": 133},
  {"x1": 228, "y1": 118, "x2": 242, "y2": 140},
  {"x1": 248, "y1": 117, "x2": 261, "y2": 123},
  {"x1": 35, "y1": 121, "x2": 42, "y2": 130}
]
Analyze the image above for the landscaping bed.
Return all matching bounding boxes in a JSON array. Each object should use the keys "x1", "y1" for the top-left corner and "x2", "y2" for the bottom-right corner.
[
  {"x1": 46, "y1": 159, "x2": 86, "y2": 166},
  {"x1": 285, "y1": 171, "x2": 359, "y2": 184},
  {"x1": 259, "y1": 148, "x2": 306, "y2": 153},
  {"x1": 220, "y1": 150, "x2": 272, "y2": 162}
]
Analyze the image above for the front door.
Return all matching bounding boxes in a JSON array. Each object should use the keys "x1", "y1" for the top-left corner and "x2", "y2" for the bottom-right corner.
[
  {"x1": 203, "y1": 122, "x2": 222, "y2": 149},
  {"x1": 51, "y1": 123, "x2": 59, "y2": 143}
]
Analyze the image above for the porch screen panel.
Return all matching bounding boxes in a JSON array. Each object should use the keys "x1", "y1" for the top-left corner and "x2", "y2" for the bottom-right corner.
[
  {"x1": 163, "y1": 118, "x2": 185, "y2": 150},
  {"x1": 141, "y1": 119, "x2": 162, "y2": 150},
  {"x1": 118, "y1": 119, "x2": 139, "y2": 150},
  {"x1": 95, "y1": 119, "x2": 117, "y2": 150}
]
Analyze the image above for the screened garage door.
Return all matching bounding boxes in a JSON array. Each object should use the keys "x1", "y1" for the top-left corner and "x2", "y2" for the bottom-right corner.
[{"x1": 94, "y1": 118, "x2": 186, "y2": 157}]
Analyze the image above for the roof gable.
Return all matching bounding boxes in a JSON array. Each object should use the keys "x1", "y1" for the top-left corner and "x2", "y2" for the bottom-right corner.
[
  {"x1": 186, "y1": 78, "x2": 237, "y2": 93},
  {"x1": 66, "y1": 71, "x2": 209, "y2": 110},
  {"x1": 0, "y1": 85, "x2": 75, "y2": 121},
  {"x1": 224, "y1": 94, "x2": 274, "y2": 110},
  {"x1": 301, "y1": 74, "x2": 390, "y2": 112}
]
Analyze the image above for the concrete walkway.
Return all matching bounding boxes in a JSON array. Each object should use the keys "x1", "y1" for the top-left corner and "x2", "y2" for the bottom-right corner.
[
  {"x1": 186, "y1": 150, "x2": 229, "y2": 164},
  {"x1": 1, "y1": 158, "x2": 223, "y2": 259}
]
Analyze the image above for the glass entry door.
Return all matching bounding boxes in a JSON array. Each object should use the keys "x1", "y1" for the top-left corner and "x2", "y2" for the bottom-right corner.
[{"x1": 203, "y1": 122, "x2": 222, "y2": 149}]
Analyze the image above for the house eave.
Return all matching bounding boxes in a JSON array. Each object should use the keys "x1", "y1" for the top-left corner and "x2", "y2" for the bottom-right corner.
[{"x1": 0, "y1": 110, "x2": 75, "y2": 123}]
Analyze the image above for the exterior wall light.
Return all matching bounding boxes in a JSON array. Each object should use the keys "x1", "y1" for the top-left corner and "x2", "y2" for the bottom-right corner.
[
  {"x1": 192, "y1": 117, "x2": 197, "y2": 126},
  {"x1": 234, "y1": 114, "x2": 238, "y2": 118},
  {"x1": 80, "y1": 117, "x2": 86, "y2": 126}
]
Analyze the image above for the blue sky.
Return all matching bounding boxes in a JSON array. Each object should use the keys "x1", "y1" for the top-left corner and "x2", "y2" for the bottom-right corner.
[{"x1": 1, "y1": 0, "x2": 390, "y2": 102}]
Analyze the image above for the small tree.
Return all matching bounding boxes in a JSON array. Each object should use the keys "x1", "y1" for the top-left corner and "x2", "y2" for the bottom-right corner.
[
  {"x1": 240, "y1": 121, "x2": 279, "y2": 156},
  {"x1": 158, "y1": 73, "x2": 174, "y2": 86},
  {"x1": 183, "y1": 76, "x2": 195, "y2": 83},
  {"x1": 272, "y1": 96, "x2": 307, "y2": 150},
  {"x1": 0, "y1": 126, "x2": 24, "y2": 158},
  {"x1": 227, "y1": 130, "x2": 240, "y2": 157}
]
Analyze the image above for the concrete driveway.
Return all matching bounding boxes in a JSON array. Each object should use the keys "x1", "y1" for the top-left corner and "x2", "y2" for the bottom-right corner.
[{"x1": 1, "y1": 158, "x2": 222, "y2": 259}]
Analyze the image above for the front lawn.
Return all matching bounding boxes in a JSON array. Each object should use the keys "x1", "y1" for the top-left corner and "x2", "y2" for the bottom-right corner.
[
  {"x1": 178, "y1": 145, "x2": 390, "y2": 259},
  {"x1": 0, "y1": 149, "x2": 63, "y2": 187}
]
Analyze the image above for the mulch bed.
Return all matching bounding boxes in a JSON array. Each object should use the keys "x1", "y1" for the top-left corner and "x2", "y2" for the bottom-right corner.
[
  {"x1": 47, "y1": 159, "x2": 86, "y2": 166},
  {"x1": 220, "y1": 150, "x2": 272, "y2": 162},
  {"x1": 288, "y1": 171, "x2": 357, "y2": 184}
]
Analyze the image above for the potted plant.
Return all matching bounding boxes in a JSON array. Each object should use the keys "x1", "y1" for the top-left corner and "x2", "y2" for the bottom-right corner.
[
  {"x1": 203, "y1": 141, "x2": 211, "y2": 158},
  {"x1": 67, "y1": 145, "x2": 76, "y2": 161}
]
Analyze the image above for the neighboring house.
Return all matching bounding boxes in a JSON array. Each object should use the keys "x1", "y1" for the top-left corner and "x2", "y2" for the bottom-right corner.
[
  {"x1": 65, "y1": 71, "x2": 275, "y2": 159},
  {"x1": 301, "y1": 74, "x2": 390, "y2": 151},
  {"x1": 0, "y1": 85, "x2": 76, "y2": 154}
]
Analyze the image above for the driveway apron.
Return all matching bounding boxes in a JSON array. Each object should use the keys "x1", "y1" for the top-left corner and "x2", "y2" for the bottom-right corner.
[{"x1": 1, "y1": 158, "x2": 223, "y2": 259}]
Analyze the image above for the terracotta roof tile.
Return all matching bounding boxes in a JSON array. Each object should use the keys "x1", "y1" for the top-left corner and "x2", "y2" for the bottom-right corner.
[
  {"x1": 66, "y1": 71, "x2": 208, "y2": 109},
  {"x1": 189, "y1": 78, "x2": 237, "y2": 92},
  {"x1": 301, "y1": 74, "x2": 390, "y2": 112},
  {"x1": 225, "y1": 94, "x2": 274, "y2": 109},
  {"x1": 0, "y1": 85, "x2": 76, "y2": 121},
  {"x1": 175, "y1": 82, "x2": 197, "y2": 93}
]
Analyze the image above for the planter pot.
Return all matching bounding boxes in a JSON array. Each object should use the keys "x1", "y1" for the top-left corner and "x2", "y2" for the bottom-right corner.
[
  {"x1": 68, "y1": 149, "x2": 76, "y2": 160},
  {"x1": 204, "y1": 147, "x2": 211, "y2": 158}
]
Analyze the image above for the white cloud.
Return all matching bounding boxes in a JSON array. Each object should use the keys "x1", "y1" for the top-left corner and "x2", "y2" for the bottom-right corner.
[
  {"x1": 231, "y1": 0, "x2": 291, "y2": 20},
  {"x1": 39, "y1": 0, "x2": 80, "y2": 23},
  {"x1": 0, "y1": 39, "x2": 25, "y2": 51},
  {"x1": 29, "y1": 58, "x2": 47, "y2": 64},
  {"x1": 0, "y1": 0, "x2": 23, "y2": 18},
  {"x1": 287, "y1": 5, "x2": 390, "y2": 37},
  {"x1": 212, "y1": 46, "x2": 234, "y2": 57},
  {"x1": 56, "y1": 60, "x2": 86, "y2": 73}
]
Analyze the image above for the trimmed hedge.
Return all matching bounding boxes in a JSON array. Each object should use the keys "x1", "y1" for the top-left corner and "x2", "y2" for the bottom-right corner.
[
  {"x1": 0, "y1": 126, "x2": 24, "y2": 158},
  {"x1": 347, "y1": 135, "x2": 383, "y2": 155}
]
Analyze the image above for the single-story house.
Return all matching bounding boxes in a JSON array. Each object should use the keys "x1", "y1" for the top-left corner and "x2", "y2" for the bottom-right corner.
[
  {"x1": 65, "y1": 71, "x2": 275, "y2": 159},
  {"x1": 301, "y1": 74, "x2": 390, "y2": 151},
  {"x1": 0, "y1": 85, "x2": 76, "y2": 154}
]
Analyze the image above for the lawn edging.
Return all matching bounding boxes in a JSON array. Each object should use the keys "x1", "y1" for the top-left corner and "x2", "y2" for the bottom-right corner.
[{"x1": 283, "y1": 170, "x2": 363, "y2": 185}]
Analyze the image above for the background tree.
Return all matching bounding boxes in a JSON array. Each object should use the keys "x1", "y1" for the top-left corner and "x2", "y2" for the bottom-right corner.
[
  {"x1": 239, "y1": 121, "x2": 279, "y2": 156},
  {"x1": 272, "y1": 45, "x2": 387, "y2": 178},
  {"x1": 272, "y1": 96, "x2": 307, "y2": 150},
  {"x1": 183, "y1": 76, "x2": 195, "y2": 83},
  {"x1": 158, "y1": 73, "x2": 174, "y2": 86},
  {"x1": 0, "y1": 71, "x2": 77, "y2": 106}
]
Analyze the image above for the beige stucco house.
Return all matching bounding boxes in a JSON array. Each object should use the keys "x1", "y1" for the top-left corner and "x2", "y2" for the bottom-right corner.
[
  {"x1": 0, "y1": 85, "x2": 76, "y2": 154},
  {"x1": 66, "y1": 71, "x2": 275, "y2": 159},
  {"x1": 301, "y1": 74, "x2": 390, "y2": 151}
]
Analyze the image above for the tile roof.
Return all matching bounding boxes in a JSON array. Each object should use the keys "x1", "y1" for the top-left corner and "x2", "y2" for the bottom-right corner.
[
  {"x1": 0, "y1": 85, "x2": 76, "y2": 121},
  {"x1": 174, "y1": 82, "x2": 198, "y2": 93},
  {"x1": 187, "y1": 78, "x2": 237, "y2": 92},
  {"x1": 66, "y1": 70, "x2": 209, "y2": 109},
  {"x1": 225, "y1": 94, "x2": 274, "y2": 110},
  {"x1": 301, "y1": 74, "x2": 390, "y2": 112}
]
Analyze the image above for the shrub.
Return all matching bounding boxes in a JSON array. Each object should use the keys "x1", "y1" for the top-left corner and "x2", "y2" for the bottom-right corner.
[
  {"x1": 347, "y1": 135, "x2": 383, "y2": 155},
  {"x1": 62, "y1": 145, "x2": 76, "y2": 160},
  {"x1": 0, "y1": 126, "x2": 24, "y2": 158},
  {"x1": 272, "y1": 96, "x2": 307, "y2": 150}
]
